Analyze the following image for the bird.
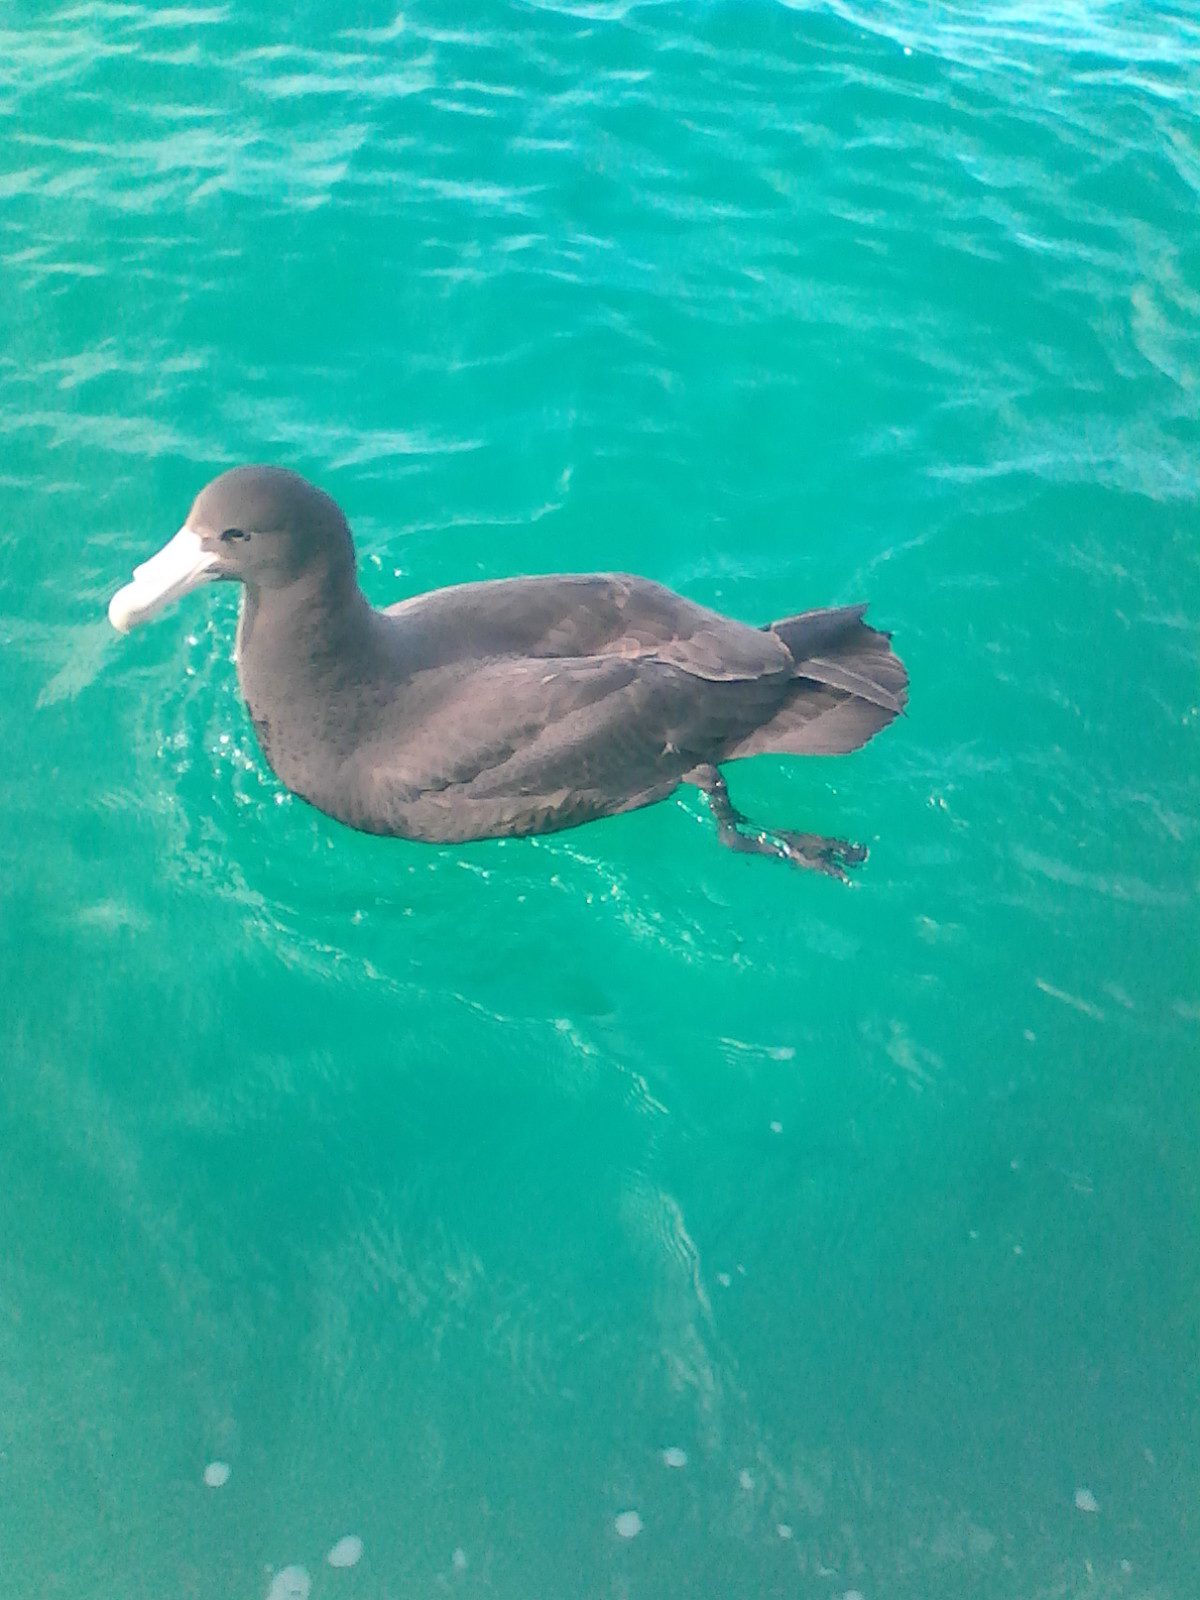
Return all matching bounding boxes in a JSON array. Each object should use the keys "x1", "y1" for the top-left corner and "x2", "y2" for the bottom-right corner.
[{"x1": 108, "y1": 466, "x2": 907, "y2": 878}]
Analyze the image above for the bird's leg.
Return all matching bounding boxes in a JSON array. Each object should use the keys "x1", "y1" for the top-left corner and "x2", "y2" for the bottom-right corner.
[{"x1": 692, "y1": 765, "x2": 867, "y2": 881}]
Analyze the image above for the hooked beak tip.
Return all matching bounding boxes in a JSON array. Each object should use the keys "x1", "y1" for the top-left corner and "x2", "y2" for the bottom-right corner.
[
  {"x1": 107, "y1": 588, "x2": 137, "y2": 633},
  {"x1": 107, "y1": 525, "x2": 219, "y2": 634}
]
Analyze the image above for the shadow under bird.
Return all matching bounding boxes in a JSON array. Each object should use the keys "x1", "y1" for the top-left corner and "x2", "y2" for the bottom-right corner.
[{"x1": 108, "y1": 467, "x2": 907, "y2": 878}]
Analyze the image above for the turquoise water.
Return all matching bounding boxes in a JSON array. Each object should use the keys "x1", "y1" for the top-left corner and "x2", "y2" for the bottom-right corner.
[{"x1": 2, "y1": 2, "x2": 1198, "y2": 1596}]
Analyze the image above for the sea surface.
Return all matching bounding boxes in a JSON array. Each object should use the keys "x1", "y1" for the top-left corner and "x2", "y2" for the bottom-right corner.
[{"x1": 1, "y1": 3, "x2": 1197, "y2": 1597}]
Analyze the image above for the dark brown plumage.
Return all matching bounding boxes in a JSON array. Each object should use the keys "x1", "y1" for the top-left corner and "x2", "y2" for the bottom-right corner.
[{"x1": 108, "y1": 467, "x2": 908, "y2": 876}]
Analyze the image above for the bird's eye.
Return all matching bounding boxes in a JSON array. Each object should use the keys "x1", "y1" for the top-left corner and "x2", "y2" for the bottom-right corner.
[{"x1": 220, "y1": 528, "x2": 249, "y2": 542}]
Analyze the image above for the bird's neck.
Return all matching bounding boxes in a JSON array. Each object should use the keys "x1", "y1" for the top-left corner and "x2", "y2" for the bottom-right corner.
[
  {"x1": 237, "y1": 564, "x2": 370, "y2": 665},
  {"x1": 235, "y1": 566, "x2": 376, "y2": 772}
]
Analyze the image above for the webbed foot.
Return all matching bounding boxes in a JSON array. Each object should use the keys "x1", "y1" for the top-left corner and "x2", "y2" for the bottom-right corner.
[
  {"x1": 691, "y1": 764, "x2": 868, "y2": 882},
  {"x1": 772, "y1": 831, "x2": 868, "y2": 880}
]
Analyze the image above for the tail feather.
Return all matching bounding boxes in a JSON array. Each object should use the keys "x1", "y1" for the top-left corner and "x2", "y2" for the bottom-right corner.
[
  {"x1": 768, "y1": 603, "x2": 870, "y2": 659},
  {"x1": 729, "y1": 604, "x2": 908, "y2": 759},
  {"x1": 793, "y1": 653, "x2": 905, "y2": 714}
]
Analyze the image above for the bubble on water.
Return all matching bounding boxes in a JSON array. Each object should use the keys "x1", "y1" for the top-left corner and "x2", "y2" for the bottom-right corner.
[
  {"x1": 614, "y1": 1510, "x2": 642, "y2": 1539},
  {"x1": 203, "y1": 1461, "x2": 231, "y2": 1488},
  {"x1": 738, "y1": 1469, "x2": 754, "y2": 1491},
  {"x1": 777, "y1": 1523, "x2": 793, "y2": 1539},
  {"x1": 717, "y1": 1272, "x2": 732, "y2": 1288},
  {"x1": 327, "y1": 1535, "x2": 363, "y2": 1568},
  {"x1": 451, "y1": 1548, "x2": 468, "y2": 1572},
  {"x1": 844, "y1": 1591, "x2": 866, "y2": 1600},
  {"x1": 266, "y1": 1567, "x2": 310, "y2": 1600},
  {"x1": 1074, "y1": 1487, "x2": 1099, "y2": 1514},
  {"x1": 769, "y1": 1121, "x2": 783, "y2": 1134},
  {"x1": 662, "y1": 1447, "x2": 688, "y2": 1469}
]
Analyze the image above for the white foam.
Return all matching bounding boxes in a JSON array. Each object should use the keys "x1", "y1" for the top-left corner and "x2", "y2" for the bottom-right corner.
[
  {"x1": 614, "y1": 1510, "x2": 643, "y2": 1539},
  {"x1": 452, "y1": 1548, "x2": 468, "y2": 1572},
  {"x1": 662, "y1": 1447, "x2": 688, "y2": 1469},
  {"x1": 327, "y1": 1535, "x2": 363, "y2": 1568},
  {"x1": 1074, "y1": 1487, "x2": 1099, "y2": 1513},
  {"x1": 777, "y1": 1523, "x2": 793, "y2": 1540},
  {"x1": 738, "y1": 1469, "x2": 754, "y2": 1491},
  {"x1": 203, "y1": 1461, "x2": 230, "y2": 1488},
  {"x1": 266, "y1": 1567, "x2": 310, "y2": 1600}
]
